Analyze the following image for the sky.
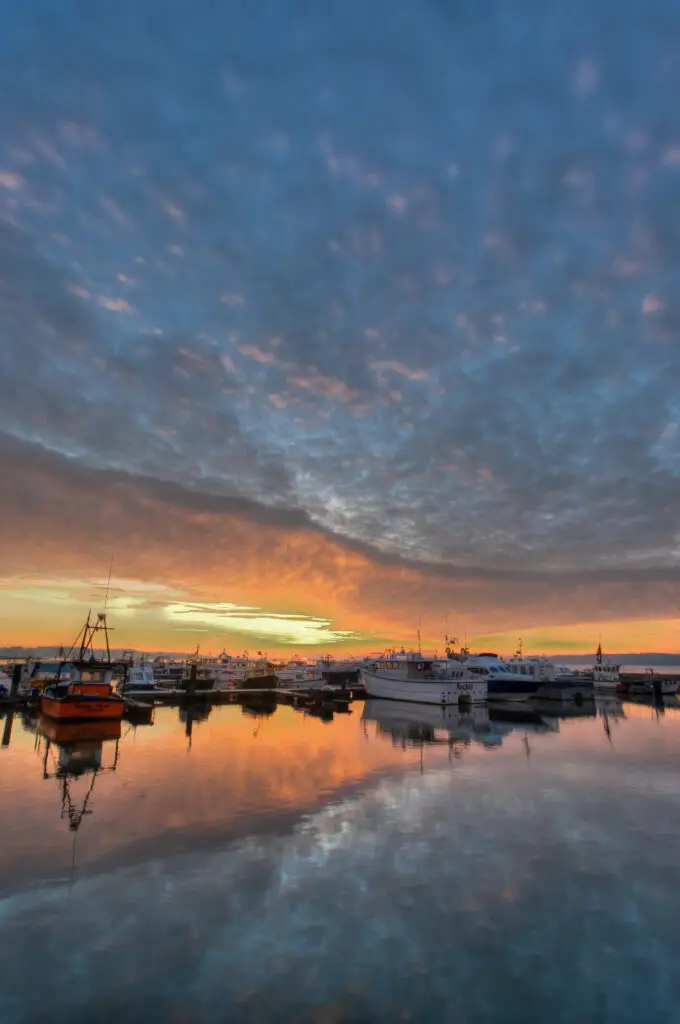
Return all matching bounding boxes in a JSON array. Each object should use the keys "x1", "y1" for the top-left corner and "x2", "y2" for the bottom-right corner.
[{"x1": 1, "y1": 0, "x2": 680, "y2": 656}]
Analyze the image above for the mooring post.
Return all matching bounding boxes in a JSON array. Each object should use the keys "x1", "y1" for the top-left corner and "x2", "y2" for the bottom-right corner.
[
  {"x1": 2, "y1": 711, "x2": 14, "y2": 747},
  {"x1": 10, "y1": 663, "x2": 21, "y2": 697}
]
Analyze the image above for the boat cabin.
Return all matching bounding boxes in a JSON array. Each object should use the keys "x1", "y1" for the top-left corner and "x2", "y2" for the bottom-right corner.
[
  {"x1": 593, "y1": 663, "x2": 620, "y2": 682},
  {"x1": 44, "y1": 661, "x2": 116, "y2": 700}
]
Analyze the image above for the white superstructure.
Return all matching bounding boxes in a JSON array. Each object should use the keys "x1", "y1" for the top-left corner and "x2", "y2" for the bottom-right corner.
[
  {"x1": 592, "y1": 645, "x2": 620, "y2": 690},
  {"x1": 506, "y1": 642, "x2": 557, "y2": 683}
]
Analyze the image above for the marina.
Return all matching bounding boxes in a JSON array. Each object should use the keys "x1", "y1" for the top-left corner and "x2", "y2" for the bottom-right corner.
[{"x1": 5, "y1": 629, "x2": 680, "y2": 721}]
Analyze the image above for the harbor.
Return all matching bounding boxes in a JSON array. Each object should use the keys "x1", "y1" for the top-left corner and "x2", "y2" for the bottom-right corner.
[{"x1": 4, "y1": 616, "x2": 680, "y2": 721}]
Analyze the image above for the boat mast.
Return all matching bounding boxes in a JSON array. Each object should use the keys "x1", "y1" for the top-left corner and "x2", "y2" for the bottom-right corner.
[{"x1": 65, "y1": 608, "x2": 112, "y2": 664}]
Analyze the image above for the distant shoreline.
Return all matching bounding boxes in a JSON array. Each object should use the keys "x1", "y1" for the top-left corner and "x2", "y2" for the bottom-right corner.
[{"x1": 2, "y1": 646, "x2": 680, "y2": 668}]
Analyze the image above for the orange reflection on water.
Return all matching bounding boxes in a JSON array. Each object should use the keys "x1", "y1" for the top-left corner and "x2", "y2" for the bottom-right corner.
[{"x1": 0, "y1": 702, "x2": 463, "y2": 886}]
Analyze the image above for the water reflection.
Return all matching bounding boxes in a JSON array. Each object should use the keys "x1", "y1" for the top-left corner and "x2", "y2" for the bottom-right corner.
[
  {"x1": 2, "y1": 695, "x2": 680, "y2": 1022},
  {"x1": 362, "y1": 697, "x2": 600, "y2": 753}
]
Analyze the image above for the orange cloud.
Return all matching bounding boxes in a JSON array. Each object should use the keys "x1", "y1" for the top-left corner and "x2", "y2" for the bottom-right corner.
[{"x1": 2, "y1": 438, "x2": 680, "y2": 655}]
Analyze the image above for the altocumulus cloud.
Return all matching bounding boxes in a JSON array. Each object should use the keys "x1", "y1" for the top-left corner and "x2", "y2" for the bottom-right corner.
[{"x1": 0, "y1": 0, "x2": 680, "y2": 642}]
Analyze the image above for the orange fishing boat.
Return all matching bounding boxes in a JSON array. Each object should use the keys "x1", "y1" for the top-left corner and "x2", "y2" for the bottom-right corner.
[{"x1": 40, "y1": 611, "x2": 125, "y2": 722}]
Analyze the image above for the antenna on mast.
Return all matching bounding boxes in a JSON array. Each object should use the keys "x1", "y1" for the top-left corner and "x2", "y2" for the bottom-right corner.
[{"x1": 103, "y1": 557, "x2": 114, "y2": 621}]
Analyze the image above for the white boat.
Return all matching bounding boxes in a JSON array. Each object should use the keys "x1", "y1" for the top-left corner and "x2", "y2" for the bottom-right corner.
[
  {"x1": 276, "y1": 660, "x2": 325, "y2": 690},
  {"x1": 212, "y1": 655, "x2": 276, "y2": 691},
  {"x1": 506, "y1": 641, "x2": 557, "y2": 683},
  {"x1": 122, "y1": 657, "x2": 156, "y2": 692},
  {"x1": 315, "y1": 655, "x2": 361, "y2": 687},
  {"x1": 360, "y1": 653, "x2": 486, "y2": 706},
  {"x1": 19, "y1": 658, "x2": 74, "y2": 695},
  {"x1": 591, "y1": 645, "x2": 620, "y2": 690},
  {"x1": 448, "y1": 649, "x2": 541, "y2": 701}
]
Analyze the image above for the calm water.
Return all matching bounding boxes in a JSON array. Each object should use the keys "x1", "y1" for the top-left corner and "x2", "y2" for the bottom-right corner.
[{"x1": 2, "y1": 696, "x2": 680, "y2": 1023}]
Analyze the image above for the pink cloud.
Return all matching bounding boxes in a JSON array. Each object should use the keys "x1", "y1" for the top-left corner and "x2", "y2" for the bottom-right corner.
[
  {"x1": 269, "y1": 394, "x2": 288, "y2": 409},
  {"x1": 371, "y1": 360, "x2": 428, "y2": 381},
  {"x1": 291, "y1": 372, "x2": 357, "y2": 402},
  {"x1": 387, "y1": 194, "x2": 408, "y2": 214},
  {"x1": 219, "y1": 354, "x2": 237, "y2": 374},
  {"x1": 0, "y1": 171, "x2": 23, "y2": 190},
  {"x1": 642, "y1": 294, "x2": 662, "y2": 314},
  {"x1": 98, "y1": 296, "x2": 134, "y2": 313},
  {"x1": 239, "y1": 345, "x2": 276, "y2": 364}
]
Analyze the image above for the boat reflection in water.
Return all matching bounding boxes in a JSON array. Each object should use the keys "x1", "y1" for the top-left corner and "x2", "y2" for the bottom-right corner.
[
  {"x1": 35, "y1": 717, "x2": 121, "y2": 867},
  {"x1": 362, "y1": 699, "x2": 500, "y2": 752},
  {"x1": 362, "y1": 698, "x2": 597, "y2": 755}
]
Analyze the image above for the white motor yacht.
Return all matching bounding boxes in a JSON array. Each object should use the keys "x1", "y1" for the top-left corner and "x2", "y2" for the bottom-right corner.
[
  {"x1": 505, "y1": 641, "x2": 557, "y2": 683},
  {"x1": 448, "y1": 648, "x2": 541, "y2": 701},
  {"x1": 361, "y1": 652, "x2": 486, "y2": 705}
]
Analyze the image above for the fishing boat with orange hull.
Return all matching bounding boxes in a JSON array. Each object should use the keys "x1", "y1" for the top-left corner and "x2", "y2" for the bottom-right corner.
[
  {"x1": 40, "y1": 610, "x2": 125, "y2": 723},
  {"x1": 41, "y1": 681, "x2": 125, "y2": 721}
]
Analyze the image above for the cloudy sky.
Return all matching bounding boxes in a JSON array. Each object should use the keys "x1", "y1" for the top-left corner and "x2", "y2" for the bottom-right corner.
[{"x1": 1, "y1": 0, "x2": 680, "y2": 654}]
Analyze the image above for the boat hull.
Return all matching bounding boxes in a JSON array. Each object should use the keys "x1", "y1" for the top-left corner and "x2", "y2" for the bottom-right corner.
[
  {"x1": 486, "y1": 679, "x2": 540, "y2": 702},
  {"x1": 320, "y1": 668, "x2": 360, "y2": 687},
  {"x1": 533, "y1": 681, "x2": 594, "y2": 702},
  {"x1": 360, "y1": 670, "x2": 459, "y2": 705},
  {"x1": 276, "y1": 676, "x2": 324, "y2": 690},
  {"x1": 455, "y1": 680, "x2": 487, "y2": 704},
  {"x1": 618, "y1": 679, "x2": 678, "y2": 697},
  {"x1": 236, "y1": 674, "x2": 278, "y2": 691},
  {"x1": 41, "y1": 695, "x2": 125, "y2": 721}
]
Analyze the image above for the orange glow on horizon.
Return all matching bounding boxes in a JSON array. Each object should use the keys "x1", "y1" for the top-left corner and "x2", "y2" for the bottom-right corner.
[{"x1": 1, "y1": 574, "x2": 679, "y2": 657}]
